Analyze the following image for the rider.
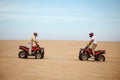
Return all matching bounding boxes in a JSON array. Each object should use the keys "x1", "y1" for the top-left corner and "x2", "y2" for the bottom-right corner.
[
  {"x1": 28, "y1": 32, "x2": 38, "y2": 54},
  {"x1": 88, "y1": 32, "x2": 97, "y2": 58}
]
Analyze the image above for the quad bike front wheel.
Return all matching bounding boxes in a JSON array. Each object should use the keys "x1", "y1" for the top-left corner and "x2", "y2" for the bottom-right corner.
[
  {"x1": 18, "y1": 51, "x2": 28, "y2": 58},
  {"x1": 35, "y1": 52, "x2": 43, "y2": 59},
  {"x1": 79, "y1": 52, "x2": 88, "y2": 61},
  {"x1": 96, "y1": 54, "x2": 105, "y2": 61}
]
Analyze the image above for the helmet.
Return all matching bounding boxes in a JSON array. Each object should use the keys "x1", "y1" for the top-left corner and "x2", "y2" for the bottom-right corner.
[
  {"x1": 89, "y1": 32, "x2": 94, "y2": 37},
  {"x1": 33, "y1": 32, "x2": 38, "y2": 36}
]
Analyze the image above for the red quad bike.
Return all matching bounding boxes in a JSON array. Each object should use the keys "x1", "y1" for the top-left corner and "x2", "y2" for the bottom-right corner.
[
  {"x1": 18, "y1": 43, "x2": 44, "y2": 59},
  {"x1": 79, "y1": 46, "x2": 106, "y2": 61}
]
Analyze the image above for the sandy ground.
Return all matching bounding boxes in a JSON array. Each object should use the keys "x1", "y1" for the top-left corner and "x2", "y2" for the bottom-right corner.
[{"x1": 0, "y1": 40, "x2": 120, "y2": 80}]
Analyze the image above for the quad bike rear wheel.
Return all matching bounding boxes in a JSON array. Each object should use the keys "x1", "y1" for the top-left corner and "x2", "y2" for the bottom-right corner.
[
  {"x1": 18, "y1": 51, "x2": 28, "y2": 58},
  {"x1": 96, "y1": 54, "x2": 105, "y2": 61}
]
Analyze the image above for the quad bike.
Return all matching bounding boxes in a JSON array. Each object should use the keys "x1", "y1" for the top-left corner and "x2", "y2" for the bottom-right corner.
[
  {"x1": 18, "y1": 43, "x2": 44, "y2": 59},
  {"x1": 79, "y1": 45, "x2": 106, "y2": 61}
]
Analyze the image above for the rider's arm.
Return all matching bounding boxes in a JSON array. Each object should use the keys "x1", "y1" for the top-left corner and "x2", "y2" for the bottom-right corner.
[
  {"x1": 33, "y1": 39, "x2": 37, "y2": 43},
  {"x1": 88, "y1": 39, "x2": 94, "y2": 46},
  {"x1": 31, "y1": 36, "x2": 37, "y2": 43}
]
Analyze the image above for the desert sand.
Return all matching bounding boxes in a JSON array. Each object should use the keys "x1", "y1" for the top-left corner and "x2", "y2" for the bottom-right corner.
[{"x1": 0, "y1": 40, "x2": 120, "y2": 80}]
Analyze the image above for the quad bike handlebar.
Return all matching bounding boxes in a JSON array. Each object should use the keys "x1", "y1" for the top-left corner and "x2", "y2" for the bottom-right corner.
[
  {"x1": 35, "y1": 42, "x2": 40, "y2": 48},
  {"x1": 85, "y1": 45, "x2": 90, "y2": 49}
]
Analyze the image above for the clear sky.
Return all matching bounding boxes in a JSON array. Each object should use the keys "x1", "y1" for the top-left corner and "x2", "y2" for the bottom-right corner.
[{"x1": 0, "y1": 0, "x2": 120, "y2": 41}]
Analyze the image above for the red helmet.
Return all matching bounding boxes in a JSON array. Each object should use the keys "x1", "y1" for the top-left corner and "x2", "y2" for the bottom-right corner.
[
  {"x1": 33, "y1": 32, "x2": 38, "y2": 36},
  {"x1": 89, "y1": 32, "x2": 94, "y2": 37}
]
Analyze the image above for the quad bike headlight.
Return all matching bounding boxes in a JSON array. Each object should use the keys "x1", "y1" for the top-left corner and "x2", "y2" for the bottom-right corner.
[
  {"x1": 41, "y1": 49, "x2": 44, "y2": 53},
  {"x1": 80, "y1": 50, "x2": 84, "y2": 54}
]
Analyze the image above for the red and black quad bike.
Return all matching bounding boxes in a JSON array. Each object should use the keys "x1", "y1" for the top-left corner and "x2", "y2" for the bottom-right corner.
[
  {"x1": 18, "y1": 43, "x2": 44, "y2": 59},
  {"x1": 79, "y1": 46, "x2": 106, "y2": 61}
]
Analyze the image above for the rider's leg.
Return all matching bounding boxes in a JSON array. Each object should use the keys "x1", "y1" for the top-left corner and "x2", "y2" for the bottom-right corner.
[
  {"x1": 29, "y1": 42, "x2": 32, "y2": 54},
  {"x1": 91, "y1": 44, "x2": 97, "y2": 56}
]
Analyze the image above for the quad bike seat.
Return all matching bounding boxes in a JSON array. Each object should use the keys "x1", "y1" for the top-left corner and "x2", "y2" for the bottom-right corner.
[{"x1": 95, "y1": 50, "x2": 105, "y2": 53}]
